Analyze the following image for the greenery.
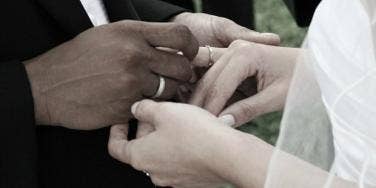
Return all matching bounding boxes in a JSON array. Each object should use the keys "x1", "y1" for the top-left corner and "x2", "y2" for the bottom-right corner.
[{"x1": 254, "y1": 0, "x2": 307, "y2": 47}]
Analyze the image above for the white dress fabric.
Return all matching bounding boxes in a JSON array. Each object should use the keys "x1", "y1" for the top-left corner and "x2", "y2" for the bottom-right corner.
[
  {"x1": 309, "y1": 0, "x2": 376, "y2": 184},
  {"x1": 266, "y1": 0, "x2": 376, "y2": 187}
]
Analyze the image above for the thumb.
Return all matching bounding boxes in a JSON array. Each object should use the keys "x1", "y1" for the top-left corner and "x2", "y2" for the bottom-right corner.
[
  {"x1": 108, "y1": 124, "x2": 132, "y2": 164},
  {"x1": 219, "y1": 84, "x2": 286, "y2": 127},
  {"x1": 131, "y1": 99, "x2": 163, "y2": 128}
]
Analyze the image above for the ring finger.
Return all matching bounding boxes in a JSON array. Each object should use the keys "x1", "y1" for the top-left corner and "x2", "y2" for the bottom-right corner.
[
  {"x1": 143, "y1": 73, "x2": 179, "y2": 100},
  {"x1": 189, "y1": 49, "x2": 235, "y2": 107},
  {"x1": 191, "y1": 46, "x2": 226, "y2": 67}
]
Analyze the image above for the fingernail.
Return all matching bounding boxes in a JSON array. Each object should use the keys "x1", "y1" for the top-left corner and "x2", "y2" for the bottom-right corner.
[
  {"x1": 131, "y1": 101, "x2": 141, "y2": 115},
  {"x1": 261, "y1": 32, "x2": 277, "y2": 37},
  {"x1": 218, "y1": 114, "x2": 235, "y2": 127}
]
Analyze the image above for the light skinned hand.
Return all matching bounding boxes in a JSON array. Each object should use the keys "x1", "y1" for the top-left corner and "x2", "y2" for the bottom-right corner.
[
  {"x1": 108, "y1": 100, "x2": 238, "y2": 188},
  {"x1": 190, "y1": 40, "x2": 300, "y2": 127},
  {"x1": 24, "y1": 20, "x2": 199, "y2": 130},
  {"x1": 172, "y1": 13, "x2": 281, "y2": 47},
  {"x1": 172, "y1": 12, "x2": 280, "y2": 103}
]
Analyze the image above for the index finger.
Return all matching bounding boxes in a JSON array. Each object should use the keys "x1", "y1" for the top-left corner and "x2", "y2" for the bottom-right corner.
[
  {"x1": 203, "y1": 55, "x2": 250, "y2": 115},
  {"x1": 189, "y1": 49, "x2": 234, "y2": 107}
]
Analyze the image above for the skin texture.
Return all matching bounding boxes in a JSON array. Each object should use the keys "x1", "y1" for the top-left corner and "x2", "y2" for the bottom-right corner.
[
  {"x1": 171, "y1": 12, "x2": 282, "y2": 108},
  {"x1": 107, "y1": 39, "x2": 298, "y2": 187},
  {"x1": 108, "y1": 100, "x2": 359, "y2": 188},
  {"x1": 172, "y1": 13, "x2": 280, "y2": 47},
  {"x1": 108, "y1": 100, "x2": 232, "y2": 188},
  {"x1": 108, "y1": 40, "x2": 364, "y2": 187},
  {"x1": 25, "y1": 20, "x2": 199, "y2": 130},
  {"x1": 190, "y1": 40, "x2": 299, "y2": 126},
  {"x1": 25, "y1": 12, "x2": 281, "y2": 130}
]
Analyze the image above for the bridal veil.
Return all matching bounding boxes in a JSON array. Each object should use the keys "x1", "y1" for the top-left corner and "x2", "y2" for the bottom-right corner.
[{"x1": 265, "y1": 0, "x2": 376, "y2": 187}]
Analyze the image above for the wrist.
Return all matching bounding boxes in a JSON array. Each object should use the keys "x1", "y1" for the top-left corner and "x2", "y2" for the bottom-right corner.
[
  {"x1": 204, "y1": 129, "x2": 248, "y2": 184},
  {"x1": 209, "y1": 130, "x2": 272, "y2": 188}
]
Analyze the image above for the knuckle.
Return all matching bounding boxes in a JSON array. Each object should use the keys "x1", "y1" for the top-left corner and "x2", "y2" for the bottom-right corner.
[{"x1": 172, "y1": 24, "x2": 191, "y2": 36}]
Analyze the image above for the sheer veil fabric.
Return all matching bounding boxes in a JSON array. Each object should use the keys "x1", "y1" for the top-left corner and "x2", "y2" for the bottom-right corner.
[{"x1": 265, "y1": 0, "x2": 376, "y2": 187}]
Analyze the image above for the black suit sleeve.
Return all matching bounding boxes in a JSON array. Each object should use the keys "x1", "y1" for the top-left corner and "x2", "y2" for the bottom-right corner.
[
  {"x1": 284, "y1": 0, "x2": 321, "y2": 27},
  {"x1": 0, "y1": 61, "x2": 38, "y2": 188},
  {"x1": 132, "y1": 0, "x2": 189, "y2": 22}
]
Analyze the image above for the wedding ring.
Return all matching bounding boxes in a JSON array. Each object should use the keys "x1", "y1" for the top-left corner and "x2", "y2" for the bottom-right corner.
[
  {"x1": 205, "y1": 45, "x2": 214, "y2": 67},
  {"x1": 151, "y1": 75, "x2": 166, "y2": 99}
]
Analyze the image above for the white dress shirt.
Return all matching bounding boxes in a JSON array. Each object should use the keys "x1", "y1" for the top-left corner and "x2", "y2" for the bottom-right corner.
[{"x1": 80, "y1": 0, "x2": 110, "y2": 26}]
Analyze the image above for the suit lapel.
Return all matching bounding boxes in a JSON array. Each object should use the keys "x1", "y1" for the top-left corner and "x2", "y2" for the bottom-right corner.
[
  {"x1": 35, "y1": 0, "x2": 141, "y2": 36},
  {"x1": 35, "y1": 0, "x2": 93, "y2": 36}
]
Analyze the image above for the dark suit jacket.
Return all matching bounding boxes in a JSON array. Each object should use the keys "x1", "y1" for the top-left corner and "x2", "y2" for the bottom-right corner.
[
  {"x1": 284, "y1": 0, "x2": 321, "y2": 27},
  {"x1": 0, "y1": 0, "x2": 185, "y2": 187}
]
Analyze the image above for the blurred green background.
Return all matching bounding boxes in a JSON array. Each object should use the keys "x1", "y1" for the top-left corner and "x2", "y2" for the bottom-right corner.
[{"x1": 196, "y1": 0, "x2": 307, "y2": 145}]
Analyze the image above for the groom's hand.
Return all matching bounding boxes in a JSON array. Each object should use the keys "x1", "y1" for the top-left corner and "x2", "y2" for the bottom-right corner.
[
  {"x1": 172, "y1": 13, "x2": 280, "y2": 47},
  {"x1": 24, "y1": 20, "x2": 199, "y2": 130}
]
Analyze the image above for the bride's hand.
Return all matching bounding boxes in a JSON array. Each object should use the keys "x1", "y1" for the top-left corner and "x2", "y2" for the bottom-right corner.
[
  {"x1": 108, "y1": 100, "x2": 238, "y2": 187},
  {"x1": 190, "y1": 40, "x2": 300, "y2": 127}
]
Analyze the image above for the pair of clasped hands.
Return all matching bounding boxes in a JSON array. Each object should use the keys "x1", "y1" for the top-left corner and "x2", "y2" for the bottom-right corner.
[{"x1": 25, "y1": 13, "x2": 297, "y2": 187}]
